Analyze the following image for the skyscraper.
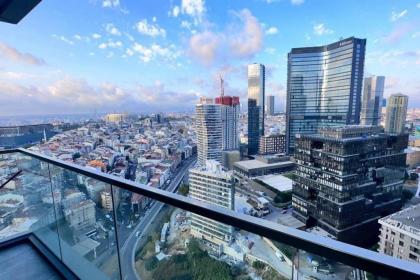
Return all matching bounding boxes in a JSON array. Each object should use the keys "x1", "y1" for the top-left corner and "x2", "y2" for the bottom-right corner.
[
  {"x1": 292, "y1": 126, "x2": 408, "y2": 246},
  {"x1": 266, "y1": 95, "x2": 275, "y2": 116},
  {"x1": 385, "y1": 93, "x2": 408, "y2": 134},
  {"x1": 196, "y1": 98, "x2": 222, "y2": 166},
  {"x1": 215, "y1": 77, "x2": 240, "y2": 151},
  {"x1": 361, "y1": 76, "x2": 385, "y2": 126},
  {"x1": 189, "y1": 160, "x2": 235, "y2": 252},
  {"x1": 248, "y1": 63, "x2": 265, "y2": 155},
  {"x1": 286, "y1": 37, "x2": 366, "y2": 154}
]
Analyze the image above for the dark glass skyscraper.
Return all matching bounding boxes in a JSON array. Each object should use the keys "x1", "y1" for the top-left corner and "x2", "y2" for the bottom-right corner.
[
  {"x1": 248, "y1": 63, "x2": 265, "y2": 155},
  {"x1": 286, "y1": 37, "x2": 366, "y2": 154}
]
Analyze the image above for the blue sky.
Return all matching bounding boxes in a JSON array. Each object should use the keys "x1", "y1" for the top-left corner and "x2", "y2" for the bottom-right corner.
[{"x1": 0, "y1": 0, "x2": 419, "y2": 115}]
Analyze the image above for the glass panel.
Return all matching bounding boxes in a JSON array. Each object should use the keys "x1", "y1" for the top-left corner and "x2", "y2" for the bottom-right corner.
[
  {"x1": 113, "y1": 186, "x2": 294, "y2": 280},
  {"x1": 49, "y1": 164, "x2": 121, "y2": 279},
  {"x1": 294, "y1": 249, "x2": 381, "y2": 280},
  {"x1": 0, "y1": 153, "x2": 61, "y2": 258}
]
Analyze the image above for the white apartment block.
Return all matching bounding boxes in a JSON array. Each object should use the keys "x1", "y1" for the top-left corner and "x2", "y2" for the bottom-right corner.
[
  {"x1": 378, "y1": 204, "x2": 420, "y2": 263},
  {"x1": 189, "y1": 160, "x2": 235, "y2": 248},
  {"x1": 195, "y1": 100, "x2": 222, "y2": 166}
]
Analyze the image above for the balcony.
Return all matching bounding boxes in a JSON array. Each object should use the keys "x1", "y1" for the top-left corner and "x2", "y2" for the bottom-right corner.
[{"x1": 0, "y1": 148, "x2": 418, "y2": 280}]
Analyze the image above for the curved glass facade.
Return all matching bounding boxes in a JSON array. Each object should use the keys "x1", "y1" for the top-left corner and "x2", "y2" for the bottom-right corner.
[{"x1": 286, "y1": 37, "x2": 366, "y2": 154}]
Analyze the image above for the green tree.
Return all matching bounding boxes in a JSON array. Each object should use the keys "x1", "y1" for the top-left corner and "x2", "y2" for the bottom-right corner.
[
  {"x1": 178, "y1": 184, "x2": 189, "y2": 196},
  {"x1": 401, "y1": 189, "x2": 414, "y2": 203}
]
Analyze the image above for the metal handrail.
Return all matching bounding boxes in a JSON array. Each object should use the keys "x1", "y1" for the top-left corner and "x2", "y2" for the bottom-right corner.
[{"x1": 0, "y1": 148, "x2": 419, "y2": 278}]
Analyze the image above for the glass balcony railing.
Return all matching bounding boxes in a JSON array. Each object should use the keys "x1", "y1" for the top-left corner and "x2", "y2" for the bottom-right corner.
[{"x1": 0, "y1": 148, "x2": 418, "y2": 280}]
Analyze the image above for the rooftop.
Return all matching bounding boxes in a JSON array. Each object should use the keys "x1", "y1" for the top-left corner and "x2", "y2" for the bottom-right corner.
[
  {"x1": 234, "y1": 158, "x2": 294, "y2": 171},
  {"x1": 379, "y1": 204, "x2": 420, "y2": 234}
]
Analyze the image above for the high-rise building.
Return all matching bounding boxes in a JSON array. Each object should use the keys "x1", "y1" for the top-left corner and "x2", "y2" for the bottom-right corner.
[
  {"x1": 189, "y1": 160, "x2": 235, "y2": 251},
  {"x1": 385, "y1": 93, "x2": 408, "y2": 134},
  {"x1": 248, "y1": 63, "x2": 265, "y2": 155},
  {"x1": 266, "y1": 95, "x2": 275, "y2": 116},
  {"x1": 361, "y1": 76, "x2": 385, "y2": 126},
  {"x1": 196, "y1": 98, "x2": 222, "y2": 166},
  {"x1": 259, "y1": 134, "x2": 286, "y2": 155},
  {"x1": 215, "y1": 78, "x2": 240, "y2": 151},
  {"x1": 286, "y1": 37, "x2": 366, "y2": 154},
  {"x1": 292, "y1": 126, "x2": 408, "y2": 246},
  {"x1": 378, "y1": 204, "x2": 420, "y2": 263}
]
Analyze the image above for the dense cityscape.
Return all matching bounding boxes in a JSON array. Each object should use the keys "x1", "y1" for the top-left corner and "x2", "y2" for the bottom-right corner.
[{"x1": 0, "y1": 1, "x2": 419, "y2": 280}]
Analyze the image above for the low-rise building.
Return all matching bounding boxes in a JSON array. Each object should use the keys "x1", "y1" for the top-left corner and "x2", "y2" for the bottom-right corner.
[
  {"x1": 378, "y1": 204, "x2": 420, "y2": 263},
  {"x1": 259, "y1": 134, "x2": 285, "y2": 155},
  {"x1": 233, "y1": 155, "x2": 294, "y2": 180}
]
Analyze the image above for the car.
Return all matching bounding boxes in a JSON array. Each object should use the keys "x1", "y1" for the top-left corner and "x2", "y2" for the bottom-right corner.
[{"x1": 135, "y1": 231, "x2": 140, "y2": 238}]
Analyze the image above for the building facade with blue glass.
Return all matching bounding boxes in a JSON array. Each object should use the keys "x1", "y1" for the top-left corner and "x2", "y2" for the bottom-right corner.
[
  {"x1": 286, "y1": 37, "x2": 366, "y2": 154},
  {"x1": 248, "y1": 63, "x2": 265, "y2": 155}
]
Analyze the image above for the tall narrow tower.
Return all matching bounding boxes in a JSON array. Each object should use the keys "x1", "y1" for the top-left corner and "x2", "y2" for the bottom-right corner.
[
  {"x1": 196, "y1": 98, "x2": 222, "y2": 165},
  {"x1": 215, "y1": 75, "x2": 240, "y2": 151},
  {"x1": 385, "y1": 93, "x2": 408, "y2": 134},
  {"x1": 361, "y1": 76, "x2": 385, "y2": 126},
  {"x1": 248, "y1": 63, "x2": 265, "y2": 155}
]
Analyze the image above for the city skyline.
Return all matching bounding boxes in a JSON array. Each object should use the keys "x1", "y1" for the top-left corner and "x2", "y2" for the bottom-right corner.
[{"x1": 0, "y1": 0, "x2": 419, "y2": 116}]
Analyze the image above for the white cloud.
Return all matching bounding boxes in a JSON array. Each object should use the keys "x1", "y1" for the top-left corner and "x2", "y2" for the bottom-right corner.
[
  {"x1": 135, "y1": 19, "x2": 166, "y2": 37},
  {"x1": 229, "y1": 9, "x2": 263, "y2": 58},
  {"x1": 0, "y1": 42, "x2": 45, "y2": 65},
  {"x1": 74, "y1": 34, "x2": 82, "y2": 40},
  {"x1": 390, "y1": 9, "x2": 408, "y2": 22},
  {"x1": 181, "y1": 20, "x2": 192, "y2": 30},
  {"x1": 412, "y1": 32, "x2": 420, "y2": 38},
  {"x1": 129, "y1": 42, "x2": 180, "y2": 63},
  {"x1": 417, "y1": 3, "x2": 420, "y2": 8},
  {"x1": 305, "y1": 33, "x2": 311, "y2": 40},
  {"x1": 102, "y1": 0, "x2": 120, "y2": 8},
  {"x1": 265, "y1": 26, "x2": 278, "y2": 35},
  {"x1": 313, "y1": 23, "x2": 334, "y2": 36},
  {"x1": 105, "y1": 23, "x2": 121, "y2": 36},
  {"x1": 189, "y1": 9, "x2": 263, "y2": 65},
  {"x1": 189, "y1": 31, "x2": 220, "y2": 65},
  {"x1": 98, "y1": 40, "x2": 123, "y2": 49},
  {"x1": 92, "y1": 33, "x2": 102, "y2": 39},
  {"x1": 52, "y1": 34, "x2": 75, "y2": 45},
  {"x1": 181, "y1": 0, "x2": 206, "y2": 25},
  {"x1": 291, "y1": 0, "x2": 304, "y2": 5},
  {"x1": 171, "y1": 6, "x2": 180, "y2": 17}
]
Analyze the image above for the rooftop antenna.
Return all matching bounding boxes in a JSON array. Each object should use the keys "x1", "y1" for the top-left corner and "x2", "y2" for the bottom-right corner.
[{"x1": 220, "y1": 74, "x2": 224, "y2": 97}]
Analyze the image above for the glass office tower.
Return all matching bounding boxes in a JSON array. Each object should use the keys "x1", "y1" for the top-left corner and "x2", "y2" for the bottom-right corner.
[
  {"x1": 248, "y1": 63, "x2": 265, "y2": 155},
  {"x1": 360, "y1": 76, "x2": 385, "y2": 126},
  {"x1": 286, "y1": 37, "x2": 366, "y2": 154}
]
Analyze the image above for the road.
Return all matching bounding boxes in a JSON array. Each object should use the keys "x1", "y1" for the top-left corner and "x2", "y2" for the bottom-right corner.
[{"x1": 119, "y1": 156, "x2": 196, "y2": 280}]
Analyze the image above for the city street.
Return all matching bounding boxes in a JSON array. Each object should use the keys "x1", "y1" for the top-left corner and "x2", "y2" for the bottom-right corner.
[{"x1": 119, "y1": 156, "x2": 196, "y2": 280}]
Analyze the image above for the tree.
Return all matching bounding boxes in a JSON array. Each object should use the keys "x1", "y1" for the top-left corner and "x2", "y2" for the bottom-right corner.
[
  {"x1": 274, "y1": 192, "x2": 292, "y2": 203},
  {"x1": 252, "y1": 260, "x2": 266, "y2": 271},
  {"x1": 401, "y1": 189, "x2": 414, "y2": 203},
  {"x1": 145, "y1": 256, "x2": 158, "y2": 271},
  {"x1": 178, "y1": 184, "x2": 189, "y2": 196}
]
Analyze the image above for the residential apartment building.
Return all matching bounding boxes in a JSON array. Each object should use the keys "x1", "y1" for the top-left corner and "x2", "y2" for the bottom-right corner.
[
  {"x1": 195, "y1": 99, "x2": 222, "y2": 165},
  {"x1": 378, "y1": 204, "x2": 420, "y2": 263},
  {"x1": 215, "y1": 95, "x2": 240, "y2": 151},
  {"x1": 385, "y1": 93, "x2": 409, "y2": 134},
  {"x1": 189, "y1": 160, "x2": 235, "y2": 252}
]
